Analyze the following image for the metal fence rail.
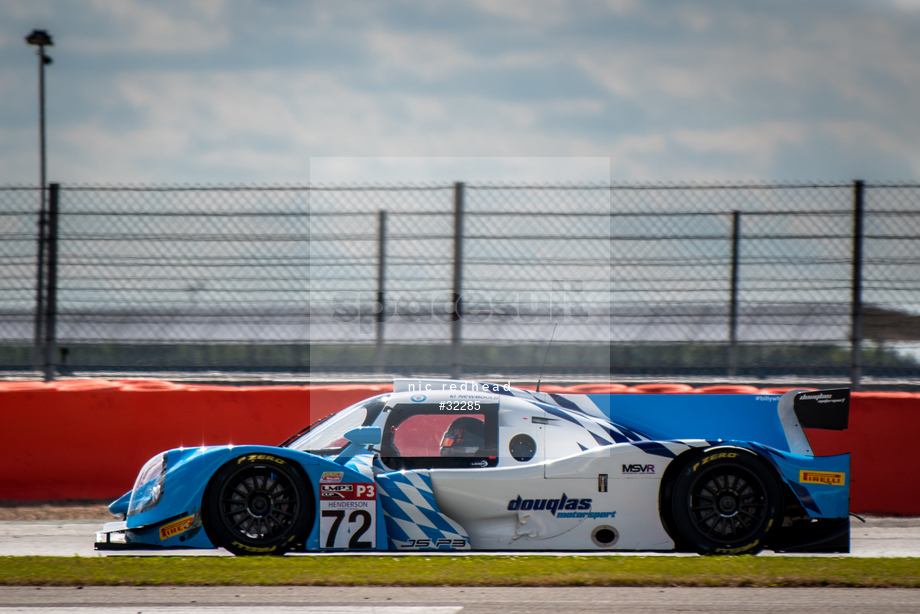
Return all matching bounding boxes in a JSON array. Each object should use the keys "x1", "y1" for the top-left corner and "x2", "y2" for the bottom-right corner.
[
  {"x1": 0, "y1": 187, "x2": 41, "y2": 349},
  {"x1": 1, "y1": 182, "x2": 918, "y2": 384}
]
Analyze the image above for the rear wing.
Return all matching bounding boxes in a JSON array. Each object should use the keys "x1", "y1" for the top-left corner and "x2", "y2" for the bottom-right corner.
[
  {"x1": 793, "y1": 389, "x2": 850, "y2": 430},
  {"x1": 778, "y1": 388, "x2": 849, "y2": 456}
]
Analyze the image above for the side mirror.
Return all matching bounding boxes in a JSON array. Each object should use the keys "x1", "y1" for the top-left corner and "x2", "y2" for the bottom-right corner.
[
  {"x1": 344, "y1": 426, "x2": 382, "y2": 446},
  {"x1": 334, "y1": 427, "x2": 382, "y2": 465}
]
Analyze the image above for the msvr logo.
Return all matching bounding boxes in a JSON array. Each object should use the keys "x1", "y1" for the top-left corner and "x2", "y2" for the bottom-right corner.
[{"x1": 622, "y1": 464, "x2": 655, "y2": 474}]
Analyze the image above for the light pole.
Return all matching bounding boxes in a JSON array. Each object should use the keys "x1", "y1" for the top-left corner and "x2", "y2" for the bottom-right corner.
[{"x1": 25, "y1": 30, "x2": 53, "y2": 367}]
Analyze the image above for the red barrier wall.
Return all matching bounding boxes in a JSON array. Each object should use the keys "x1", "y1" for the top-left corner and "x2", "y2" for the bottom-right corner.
[
  {"x1": 0, "y1": 381, "x2": 388, "y2": 501},
  {"x1": 1, "y1": 381, "x2": 917, "y2": 515},
  {"x1": 804, "y1": 392, "x2": 920, "y2": 516}
]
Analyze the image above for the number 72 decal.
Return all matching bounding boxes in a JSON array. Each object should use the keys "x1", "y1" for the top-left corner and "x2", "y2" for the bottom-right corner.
[{"x1": 319, "y1": 483, "x2": 377, "y2": 549}]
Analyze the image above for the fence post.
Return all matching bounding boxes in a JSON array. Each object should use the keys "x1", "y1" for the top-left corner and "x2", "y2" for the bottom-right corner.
[
  {"x1": 850, "y1": 180, "x2": 865, "y2": 390},
  {"x1": 33, "y1": 191, "x2": 48, "y2": 368},
  {"x1": 451, "y1": 182, "x2": 465, "y2": 379},
  {"x1": 728, "y1": 210, "x2": 741, "y2": 377},
  {"x1": 374, "y1": 210, "x2": 387, "y2": 374},
  {"x1": 42, "y1": 182, "x2": 59, "y2": 382}
]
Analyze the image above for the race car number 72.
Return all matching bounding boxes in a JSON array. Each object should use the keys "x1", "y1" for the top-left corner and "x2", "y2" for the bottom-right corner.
[
  {"x1": 321, "y1": 509, "x2": 373, "y2": 548},
  {"x1": 318, "y1": 482, "x2": 377, "y2": 549}
]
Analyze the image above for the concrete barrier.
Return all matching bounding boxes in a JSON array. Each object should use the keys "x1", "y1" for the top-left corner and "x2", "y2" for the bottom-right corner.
[{"x1": 1, "y1": 381, "x2": 917, "y2": 514}]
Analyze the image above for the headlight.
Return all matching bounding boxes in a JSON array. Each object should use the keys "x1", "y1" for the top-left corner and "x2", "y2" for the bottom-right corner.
[{"x1": 127, "y1": 452, "x2": 167, "y2": 517}]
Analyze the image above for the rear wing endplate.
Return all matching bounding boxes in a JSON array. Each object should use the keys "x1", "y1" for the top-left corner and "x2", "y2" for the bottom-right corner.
[
  {"x1": 778, "y1": 388, "x2": 849, "y2": 455},
  {"x1": 794, "y1": 389, "x2": 850, "y2": 430}
]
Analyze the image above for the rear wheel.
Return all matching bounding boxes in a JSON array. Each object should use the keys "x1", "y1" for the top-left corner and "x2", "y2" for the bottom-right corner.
[
  {"x1": 670, "y1": 447, "x2": 782, "y2": 555},
  {"x1": 205, "y1": 455, "x2": 313, "y2": 556}
]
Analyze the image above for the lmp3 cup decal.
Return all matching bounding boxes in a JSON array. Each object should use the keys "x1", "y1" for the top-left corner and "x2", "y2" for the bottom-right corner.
[
  {"x1": 321, "y1": 484, "x2": 353, "y2": 498},
  {"x1": 321, "y1": 483, "x2": 376, "y2": 499}
]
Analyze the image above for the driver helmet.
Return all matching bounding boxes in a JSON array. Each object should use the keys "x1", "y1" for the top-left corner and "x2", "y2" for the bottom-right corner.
[{"x1": 439, "y1": 417, "x2": 485, "y2": 457}]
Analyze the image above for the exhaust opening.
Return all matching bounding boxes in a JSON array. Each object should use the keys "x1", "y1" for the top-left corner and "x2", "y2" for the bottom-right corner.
[{"x1": 591, "y1": 524, "x2": 619, "y2": 548}]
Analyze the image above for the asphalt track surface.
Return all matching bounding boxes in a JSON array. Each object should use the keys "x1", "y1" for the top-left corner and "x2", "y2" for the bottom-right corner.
[
  {"x1": 2, "y1": 519, "x2": 918, "y2": 613},
  {"x1": 2, "y1": 517, "x2": 920, "y2": 557},
  {"x1": 1, "y1": 586, "x2": 920, "y2": 614}
]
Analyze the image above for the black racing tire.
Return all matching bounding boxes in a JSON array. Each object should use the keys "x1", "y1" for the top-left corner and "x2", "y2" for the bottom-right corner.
[
  {"x1": 205, "y1": 454, "x2": 313, "y2": 556},
  {"x1": 670, "y1": 447, "x2": 783, "y2": 555}
]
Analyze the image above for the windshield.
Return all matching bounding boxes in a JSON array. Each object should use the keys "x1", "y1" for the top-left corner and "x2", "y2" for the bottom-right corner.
[{"x1": 287, "y1": 395, "x2": 387, "y2": 455}]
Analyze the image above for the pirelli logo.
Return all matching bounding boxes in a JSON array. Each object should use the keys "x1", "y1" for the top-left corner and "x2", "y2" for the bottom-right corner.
[
  {"x1": 799, "y1": 470, "x2": 845, "y2": 486},
  {"x1": 159, "y1": 515, "x2": 195, "y2": 541}
]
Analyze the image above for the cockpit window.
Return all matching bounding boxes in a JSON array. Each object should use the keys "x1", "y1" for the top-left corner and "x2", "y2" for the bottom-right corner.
[
  {"x1": 287, "y1": 396, "x2": 387, "y2": 455},
  {"x1": 380, "y1": 403, "x2": 498, "y2": 470}
]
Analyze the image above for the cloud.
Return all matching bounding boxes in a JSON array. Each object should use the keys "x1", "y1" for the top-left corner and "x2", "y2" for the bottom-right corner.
[
  {"x1": 888, "y1": 0, "x2": 920, "y2": 11},
  {"x1": 67, "y1": 0, "x2": 230, "y2": 53},
  {"x1": 0, "y1": 0, "x2": 54, "y2": 22},
  {"x1": 74, "y1": 68, "x2": 611, "y2": 161},
  {"x1": 676, "y1": 5, "x2": 712, "y2": 32},
  {"x1": 672, "y1": 122, "x2": 806, "y2": 168},
  {"x1": 55, "y1": 124, "x2": 188, "y2": 182},
  {"x1": 819, "y1": 120, "x2": 919, "y2": 174},
  {"x1": 471, "y1": 0, "x2": 638, "y2": 23},
  {"x1": 470, "y1": 0, "x2": 567, "y2": 22},
  {"x1": 572, "y1": 1, "x2": 920, "y2": 114},
  {"x1": 365, "y1": 29, "x2": 479, "y2": 80},
  {"x1": 310, "y1": 156, "x2": 611, "y2": 184},
  {"x1": 0, "y1": 127, "x2": 40, "y2": 184},
  {"x1": 1, "y1": 0, "x2": 919, "y2": 184}
]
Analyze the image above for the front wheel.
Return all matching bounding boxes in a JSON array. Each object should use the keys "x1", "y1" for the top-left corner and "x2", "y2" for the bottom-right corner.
[
  {"x1": 205, "y1": 454, "x2": 313, "y2": 556},
  {"x1": 670, "y1": 447, "x2": 783, "y2": 555}
]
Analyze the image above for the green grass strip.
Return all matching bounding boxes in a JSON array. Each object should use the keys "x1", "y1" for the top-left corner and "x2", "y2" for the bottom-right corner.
[{"x1": 1, "y1": 556, "x2": 919, "y2": 588}]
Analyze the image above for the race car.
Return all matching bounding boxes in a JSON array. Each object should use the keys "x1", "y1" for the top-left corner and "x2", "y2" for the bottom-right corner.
[{"x1": 95, "y1": 379, "x2": 851, "y2": 555}]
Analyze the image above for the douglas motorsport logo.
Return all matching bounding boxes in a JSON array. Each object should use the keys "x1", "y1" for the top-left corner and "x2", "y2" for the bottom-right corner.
[{"x1": 508, "y1": 494, "x2": 615, "y2": 520}]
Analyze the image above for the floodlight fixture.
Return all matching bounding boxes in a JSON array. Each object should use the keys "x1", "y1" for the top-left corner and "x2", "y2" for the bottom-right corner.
[{"x1": 26, "y1": 30, "x2": 54, "y2": 47}]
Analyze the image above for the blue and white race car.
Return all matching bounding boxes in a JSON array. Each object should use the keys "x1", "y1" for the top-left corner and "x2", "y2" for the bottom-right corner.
[{"x1": 96, "y1": 379, "x2": 851, "y2": 555}]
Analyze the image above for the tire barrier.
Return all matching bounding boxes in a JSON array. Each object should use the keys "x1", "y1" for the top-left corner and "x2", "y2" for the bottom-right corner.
[{"x1": 1, "y1": 380, "x2": 917, "y2": 515}]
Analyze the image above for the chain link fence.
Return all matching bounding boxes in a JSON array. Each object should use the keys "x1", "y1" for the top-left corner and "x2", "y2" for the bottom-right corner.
[
  {"x1": 0, "y1": 188, "x2": 41, "y2": 361},
  {"x1": 1, "y1": 182, "x2": 918, "y2": 384}
]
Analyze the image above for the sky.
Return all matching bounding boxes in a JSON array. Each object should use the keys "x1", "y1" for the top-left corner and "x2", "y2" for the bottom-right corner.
[{"x1": 1, "y1": 0, "x2": 919, "y2": 185}]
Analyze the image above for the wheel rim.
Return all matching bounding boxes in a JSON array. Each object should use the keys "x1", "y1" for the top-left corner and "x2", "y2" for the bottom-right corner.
[
  {"x1": 219, "y1": 465, "x2": 299, "y2": 541},
  {"x1": 688, "y1": 465, "x2": 768, "y2": 545}
]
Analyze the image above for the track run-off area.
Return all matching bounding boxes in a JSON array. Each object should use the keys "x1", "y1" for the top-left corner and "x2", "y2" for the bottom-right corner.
[
  {"x1": 0, "y1": 586, "x2": 919, "y2": 614},
  {"x1": 2, "y1": 516, "x2": 919, "y2": 558},
  {"x1": 2, "y1": 520, "x2": 918, "y2": 613}
]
